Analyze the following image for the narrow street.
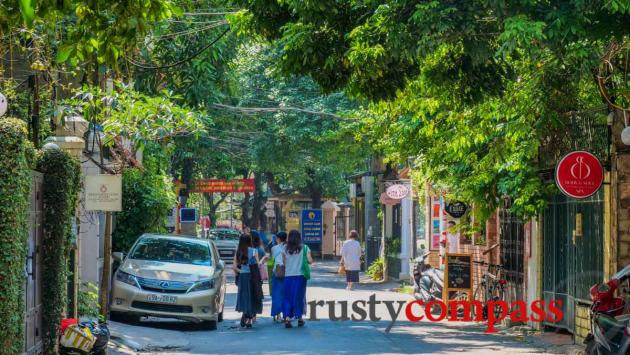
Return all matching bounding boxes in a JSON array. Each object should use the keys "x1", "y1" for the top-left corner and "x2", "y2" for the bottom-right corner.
[{"x1": 108, "y1": 261, "x2": 581, "y2": 355}]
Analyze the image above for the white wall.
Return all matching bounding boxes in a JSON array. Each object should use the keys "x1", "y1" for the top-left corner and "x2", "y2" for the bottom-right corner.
[{"x1": 527, "y1": 218, "x2": 539, "y2": 329}]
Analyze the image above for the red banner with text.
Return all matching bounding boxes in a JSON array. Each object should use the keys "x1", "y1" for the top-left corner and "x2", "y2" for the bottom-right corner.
[{"x1": 189, "y1": 179, "x2": 256, "y2": 193}]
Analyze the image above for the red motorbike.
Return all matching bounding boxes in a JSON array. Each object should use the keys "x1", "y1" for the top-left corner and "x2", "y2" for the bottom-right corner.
[{"x1": 585, "y1": 264, "x2": 630, "y2": 354}]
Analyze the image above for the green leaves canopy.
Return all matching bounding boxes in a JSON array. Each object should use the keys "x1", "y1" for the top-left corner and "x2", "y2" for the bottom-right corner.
[{"x1": 233, "y1": 0, "x2": 630, "y2": 218}]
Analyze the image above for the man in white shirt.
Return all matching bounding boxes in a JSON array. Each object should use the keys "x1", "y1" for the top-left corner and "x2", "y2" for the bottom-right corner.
[{"x1": 341, "y1": 230, "x2": 362, "y2": 290}]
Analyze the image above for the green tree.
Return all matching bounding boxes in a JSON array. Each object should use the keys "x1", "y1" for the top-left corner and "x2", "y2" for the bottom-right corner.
[
  {"x1": 113, "y1": 145, "x2": 176, "y2": 252},
  {"x1": 233, "y1": 0, "x2": 630, "y2": 219}
]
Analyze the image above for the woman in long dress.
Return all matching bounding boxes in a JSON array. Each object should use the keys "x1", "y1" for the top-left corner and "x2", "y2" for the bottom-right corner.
[
  {"x1": 282, "y1": 230, "x2": 313, "y2": 328},
  {"x1": 233, "y1": 233, "x2": 259, "y2": 328}
]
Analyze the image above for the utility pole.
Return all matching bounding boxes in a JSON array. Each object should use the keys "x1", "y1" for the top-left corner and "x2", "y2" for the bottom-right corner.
[{"x1": 99, "y1": 211, "x2": 112, "y2": 319}]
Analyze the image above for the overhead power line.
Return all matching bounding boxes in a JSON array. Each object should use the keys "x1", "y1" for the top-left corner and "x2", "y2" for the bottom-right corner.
[
  {"x1": 210, "y1": 103, "x2": 351, "y2": 121},
  {"x1": 126, "y1": 27, "x2": 230, "y2": 70}
]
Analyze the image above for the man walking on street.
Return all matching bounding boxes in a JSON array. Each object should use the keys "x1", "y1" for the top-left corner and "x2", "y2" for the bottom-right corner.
[{"x1": 340, "y1": 230, "x2": 362, "y2": 290}]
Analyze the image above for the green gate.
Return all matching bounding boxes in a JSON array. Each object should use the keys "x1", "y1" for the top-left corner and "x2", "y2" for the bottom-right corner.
[{"x1": 542, "y1": 190, "x2": 604, "y2": 333}]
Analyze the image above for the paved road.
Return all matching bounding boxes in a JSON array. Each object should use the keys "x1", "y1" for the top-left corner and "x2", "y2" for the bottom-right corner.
[{"x1": 108, "y1": 261, "x2": 581, "y2": 354}]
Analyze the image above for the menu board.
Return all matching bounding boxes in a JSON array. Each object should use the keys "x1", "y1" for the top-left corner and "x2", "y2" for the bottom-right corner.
[{"x1": 445, "y1": 254, "x2": 472, "y2": 290}]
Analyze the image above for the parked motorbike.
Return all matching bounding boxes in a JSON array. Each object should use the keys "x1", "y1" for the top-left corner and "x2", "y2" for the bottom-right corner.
[
  {"x1": 585, "y1": 264, "x2": 630, "y2": 355},
  {"x1": 411, "y1": 250, "x2": 444, "y2": 303}
]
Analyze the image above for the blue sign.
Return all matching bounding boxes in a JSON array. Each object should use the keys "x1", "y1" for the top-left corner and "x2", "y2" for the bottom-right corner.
[
  {"x1": 301, "y1": 209, "x2": 323, "y2": 244},
  {"x1": 180, "y1": 208, "x2": 197, "y2": 223}
]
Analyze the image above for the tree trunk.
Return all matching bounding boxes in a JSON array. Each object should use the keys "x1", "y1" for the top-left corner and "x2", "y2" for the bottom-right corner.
[
  {"x1": 305, "y1": 168, "x2": 323, "y2": 208},
  {"x1": 204, "y1": 192, "x2": 228, "y2": 227}
]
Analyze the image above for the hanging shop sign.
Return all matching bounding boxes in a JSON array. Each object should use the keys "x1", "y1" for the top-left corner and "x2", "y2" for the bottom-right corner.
[
  {"x1": 85, "y1": 175, "x2": 122, "y2": 211},
  {"x1": 555, "y1": 151, "x2": 603, "y2": 199},
  {"x1": 385, "y1": 184, "x2": 409, "y2": 200},
  {"x1": 445, "y1": 201, "x2": 468, "y2": 218},
  {"x1": 379, "y1": 192, "x2": 401, "y2": 205},
  {"x1": 189, "y1": 178, "x2": 256, "y2": 193}
]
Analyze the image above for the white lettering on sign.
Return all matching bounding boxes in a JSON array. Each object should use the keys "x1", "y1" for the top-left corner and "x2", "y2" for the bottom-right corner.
[
  {"x1": 85, "y1": 175, "x2": 122, "y2": 211},
  {"x1": 385, "y1": 184, "x2": 409, "y2": 200}
]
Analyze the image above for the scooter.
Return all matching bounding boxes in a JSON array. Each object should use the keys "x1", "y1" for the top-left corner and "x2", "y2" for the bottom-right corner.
[
  {"x1": 585, "y1": 264, "x2": 630, "y2": 355},
  {"x1": 411, "y1": 250, "x2": 444, "y2": 302}
]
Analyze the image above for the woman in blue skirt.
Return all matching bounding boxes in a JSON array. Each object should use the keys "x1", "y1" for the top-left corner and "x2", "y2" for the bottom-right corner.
[
  {"x1": 233, "y1": 233, "x2": 259, "y2": 328},
  {"x1": 270, "y1": 232, "x2": 287, "y2": 321},
  {"x1": 282, "y1": 230, "x2": 313, "y2": 328}
]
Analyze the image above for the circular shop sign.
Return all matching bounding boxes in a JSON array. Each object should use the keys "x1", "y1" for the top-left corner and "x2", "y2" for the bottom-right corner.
[
  {"x1": 385, "y1": 184, "x2": 409, "y2": 200},
  {"x1": 555, "y1": 151, "x2": 603, "y2": 199},
  {"x1": 446, "y1": 201, "x2": 468, "y2": 218}
]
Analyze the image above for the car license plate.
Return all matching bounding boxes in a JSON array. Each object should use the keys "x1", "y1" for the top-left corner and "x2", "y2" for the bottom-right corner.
[{"x1": 146, "y1": 294, "x2": 178, "y2": 304}]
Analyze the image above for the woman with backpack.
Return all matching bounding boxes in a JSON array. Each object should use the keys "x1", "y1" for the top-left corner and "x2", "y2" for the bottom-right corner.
[{"x1": 270, "y1": 231, "x2": 287, "y2": 322}]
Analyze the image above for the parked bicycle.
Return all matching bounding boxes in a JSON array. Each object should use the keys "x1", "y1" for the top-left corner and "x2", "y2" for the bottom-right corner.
[{"x1": 472, "y1": 260, "x2": 507, "y2": 320}]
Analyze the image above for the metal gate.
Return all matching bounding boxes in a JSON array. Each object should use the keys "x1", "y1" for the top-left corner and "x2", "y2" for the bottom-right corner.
[
  {"x1": 334, "y1": 212, "x2": 353, "y2": 255},
  {"x1": 542, "y1": 190, "x2": 604, "y2": 333},
  {"x1": 24, "y1": 172, "x2": 43, "y2": 355},
  {"x1": 499, "y1": 208, "x2": 526, "y2": 306}
]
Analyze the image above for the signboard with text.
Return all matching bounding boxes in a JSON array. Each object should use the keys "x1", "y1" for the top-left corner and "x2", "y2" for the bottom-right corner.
[
  {"x1": 555, "y1": 151, "x2": 603, "y2": 199},
  {"x1": 85, "y1": 175, "x2": 122, "y2": 211},
  {"x1": 189, "y1": 179, "x2": 255, "y2": 193},
  {"x1": 301, "y1": 209, "x2": 323, "y2": 244}
]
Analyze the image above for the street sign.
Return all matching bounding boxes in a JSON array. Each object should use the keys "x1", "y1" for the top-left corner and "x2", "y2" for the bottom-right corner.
[
  {"x1": 189, "y1": 179, "x2": 255, "y2": 193},
  {"x1": 445, "y1": 201, "x2": 467, "y2": 218},
  {"x1": 180, "y1": 208, "x2": 197, "y2": 223},
  {"x1": 85, "y1": 175, "x2": 122, "y2": 211},
  {"x1": 555, "y1": 151, "x2": 603, "y2": 199},
  {"x1": 301, "y1": 209, "x2": 323, "y2": 244}
]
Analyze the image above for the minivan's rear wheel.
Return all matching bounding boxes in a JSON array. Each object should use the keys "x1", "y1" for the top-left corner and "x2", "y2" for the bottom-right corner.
[
  {"x1": 202, "y1": 320, "x2": 217, "y2": 330},
  {"x1": 110, "y1": 311, "x2": 139, "y2": 324}
]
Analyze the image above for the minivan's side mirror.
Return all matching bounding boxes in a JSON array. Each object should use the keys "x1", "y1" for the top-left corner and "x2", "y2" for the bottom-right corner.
[
  {"x1": 217, "y1": 260, "x2": 225, "y2": 270},
  {"x1": 112, "y1": 252, "x2": 124, "y2": 262}
]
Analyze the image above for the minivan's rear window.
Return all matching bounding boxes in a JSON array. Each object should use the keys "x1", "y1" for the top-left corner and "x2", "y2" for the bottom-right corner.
[{"x1": 129, "y1": 238, "x2": 212, "y2": 266}]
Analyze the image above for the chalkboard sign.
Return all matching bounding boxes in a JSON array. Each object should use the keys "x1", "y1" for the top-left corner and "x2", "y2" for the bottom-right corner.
[{"x1": 445, "y1": 254, "x2": 472, "y2": 290}]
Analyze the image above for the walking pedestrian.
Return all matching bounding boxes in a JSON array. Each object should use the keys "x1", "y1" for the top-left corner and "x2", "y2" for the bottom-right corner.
[
  {"x1": 340, "y1": 230, "x2": 362, "y2": 290},
  {"x1": 233, "y1": 233, "x2": 259, "y2": 328},
  {"x1": 270, "y1": 231, "x2": 287, "y2": 322},
  {"x1": 283, "y1": 230, "x2": 313, "y2": 328},
  {"x1": 250, "y1": 231, "x2": 266, "y2": 321}
]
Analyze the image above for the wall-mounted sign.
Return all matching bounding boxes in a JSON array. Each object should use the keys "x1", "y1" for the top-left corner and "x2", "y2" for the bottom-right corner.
[
  {"x1": 430, "y1": 196, "x2": 441, "y2": 251},
  {"x1": 189, "y1": 179, "x2": 255, "y2": 193},
  {"x1": 385, "y1": 184, "x2": 409, "y2": 199},
  {"x1": 445, "y1": 201, "x2": 468, "y2": 218},
  {"x1": 85, "y1": 175, "x2": 122, "y2": 211},
  {"x1": 301, "y1": 209, "x2": 323, "y2": 244},
  {"x1": 180, "y1": 208, "x2": 197, "y2": 223},
  {"x1": 555, "y1": 151, "x2": 603, "y2": 199}
]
